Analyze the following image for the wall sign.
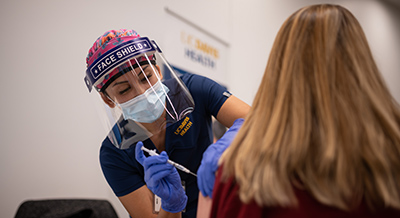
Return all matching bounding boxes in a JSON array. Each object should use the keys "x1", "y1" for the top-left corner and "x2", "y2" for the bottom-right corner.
[{"x1": 163, "y1": 8, "x2": 229, "y2": 86}]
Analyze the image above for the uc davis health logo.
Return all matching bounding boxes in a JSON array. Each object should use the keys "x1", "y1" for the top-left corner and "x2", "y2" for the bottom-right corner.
[
  {"x1": 174, "y1": 117, "x2": 193, "y2": 136},
  {"x1": 180, "y1": 31, "x2": 219, "y2": 69}
]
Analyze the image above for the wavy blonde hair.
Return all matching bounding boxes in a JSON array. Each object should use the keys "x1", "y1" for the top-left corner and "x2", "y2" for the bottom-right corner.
[{"x1": 221, "y1": 4, "x2": 400, "y2": 211}]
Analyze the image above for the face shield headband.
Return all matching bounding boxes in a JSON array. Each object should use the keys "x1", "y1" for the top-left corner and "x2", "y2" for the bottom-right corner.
[{"x1": 84, "y1": 36, "x2": 161, "y2": 93}]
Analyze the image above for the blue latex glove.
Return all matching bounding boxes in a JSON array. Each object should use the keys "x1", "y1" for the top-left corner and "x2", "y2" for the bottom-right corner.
[
  {"x1": 135, "y1": 142, "x2": 188, "y2": 213},
  {"x1": 197, "y1": 118, "x2": 244, "y2": 197}
]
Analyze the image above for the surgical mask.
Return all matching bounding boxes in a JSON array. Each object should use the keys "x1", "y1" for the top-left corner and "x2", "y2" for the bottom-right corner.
[{"x1": 119, "y1": 81, "x2": 170, "y2": 123}]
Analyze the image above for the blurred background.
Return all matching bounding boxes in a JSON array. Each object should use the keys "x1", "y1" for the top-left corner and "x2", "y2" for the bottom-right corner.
[{"x1": 1, "y1": 0, "x2": 399, "y2": 217}]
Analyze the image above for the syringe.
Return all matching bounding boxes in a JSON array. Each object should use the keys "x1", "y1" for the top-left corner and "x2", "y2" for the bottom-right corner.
[{"x1": 141, "y1": 146, "x2": 197, "y2": 177}]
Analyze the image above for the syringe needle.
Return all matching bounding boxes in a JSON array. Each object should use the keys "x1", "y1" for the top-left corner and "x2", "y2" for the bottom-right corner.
[
  {"x1": 141, "y1": 146, "x2": 197, "y2": 177},
  {"x1": 188, "y1": 171, "x2": 197, "y2": 177}
]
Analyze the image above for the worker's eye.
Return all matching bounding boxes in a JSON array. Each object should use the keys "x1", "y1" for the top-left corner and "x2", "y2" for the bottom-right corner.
[
  {"x1": 140, "y1": 72, "x2": 153, "y2": 83},
  {"x1": 118, "y1": 86, "x2": 131, "y2": 95}
]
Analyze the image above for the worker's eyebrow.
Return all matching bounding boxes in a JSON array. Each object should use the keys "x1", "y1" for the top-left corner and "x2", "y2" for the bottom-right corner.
[
  {"x1": 111, "y1": 65, "x2": 151, "y2": 87},
  {"x1": 112, "y1": 81, "x2": 128, "y2": 87},
  {"x1": 136, "y1": 65, "x2": 149, "y2": 76}
]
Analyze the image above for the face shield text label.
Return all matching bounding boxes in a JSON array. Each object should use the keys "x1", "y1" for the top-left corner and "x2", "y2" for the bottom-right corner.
[
  {"x1": 97, "y1": 55, "x2": 117, "y2": 72},
  {"x1": 87, "y1": 37, "x2": 155, "y2": 84},
  {"x1": 116, "y1": 44, "x2": 145, "y2": 58}
]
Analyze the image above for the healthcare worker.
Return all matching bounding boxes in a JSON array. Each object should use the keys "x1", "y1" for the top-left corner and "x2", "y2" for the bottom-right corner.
[{"x1": 84, "y1": 29, "x2": 250, "y2": 218}]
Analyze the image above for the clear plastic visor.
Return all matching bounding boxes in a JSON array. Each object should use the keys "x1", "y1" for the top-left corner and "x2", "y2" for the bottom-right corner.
[{"x1": 89, "y1": 53, "x2": 194, "y2": 149}]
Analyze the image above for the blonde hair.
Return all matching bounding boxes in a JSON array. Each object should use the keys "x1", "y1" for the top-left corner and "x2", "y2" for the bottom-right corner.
[{"x1": 221, "y1": 4, "x2": 400, "y2": 211}]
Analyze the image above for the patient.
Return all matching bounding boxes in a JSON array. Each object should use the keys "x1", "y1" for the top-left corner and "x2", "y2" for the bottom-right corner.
[{"x1": 205, "y1": 4, "x2": 400, "y2": 218}]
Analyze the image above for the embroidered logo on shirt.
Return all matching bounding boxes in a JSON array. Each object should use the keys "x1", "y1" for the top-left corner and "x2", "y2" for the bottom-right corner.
[{"x1": 174, "y1": 117, "x2": 193, "y2": 136}]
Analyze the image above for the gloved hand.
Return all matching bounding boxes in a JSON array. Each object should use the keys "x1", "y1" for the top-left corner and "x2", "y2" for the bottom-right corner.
[
  {"x1": 135, "y1": 142, "x2": 188, "y2": 213},
  {"x1": 197, "y1": 118, "x2": 244, "y2": 197}
]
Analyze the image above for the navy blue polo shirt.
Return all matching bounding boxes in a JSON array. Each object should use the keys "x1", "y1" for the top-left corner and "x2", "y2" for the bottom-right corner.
[{"x1": 99, "y1": 73, "x2": 230, "y2": 217}]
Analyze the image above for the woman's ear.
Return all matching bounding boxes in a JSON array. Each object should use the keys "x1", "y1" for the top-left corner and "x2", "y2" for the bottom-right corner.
[
  {"x1": 100, "y1": 92, "x2": 116, "y2": 108},
  {"x1": 155, "y1": 65, "x2": 163, "y2": 80}
]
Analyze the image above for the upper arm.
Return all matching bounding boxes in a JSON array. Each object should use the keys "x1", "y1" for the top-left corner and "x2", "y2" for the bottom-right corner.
[
  {"x1": 216, "y1": 95, "x2": 250, "y2": 127},
  {"x1": 196, "y1": 192, "x2": 213, "y2": 218},
  {"x1": 185, "y1": 74, "x2": 250, "y2": 127}
]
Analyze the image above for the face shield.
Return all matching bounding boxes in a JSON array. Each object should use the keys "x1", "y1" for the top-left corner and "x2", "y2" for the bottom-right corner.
[{"x1": 84, "y1": 37, "x2": 195, "y2": 149}]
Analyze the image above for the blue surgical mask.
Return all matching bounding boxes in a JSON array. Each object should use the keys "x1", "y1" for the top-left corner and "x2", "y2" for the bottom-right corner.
[{"x1": 119, "y1": 81, "x2": 169, "y2": 123}]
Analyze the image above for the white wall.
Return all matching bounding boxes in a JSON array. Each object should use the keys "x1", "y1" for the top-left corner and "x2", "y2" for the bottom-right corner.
[
  {"x1": 0, "y1": 0, "x2": 398, "y2": 217},
  {"x1": 228, "y1": 0, "x2": 400, "y2": 105}
]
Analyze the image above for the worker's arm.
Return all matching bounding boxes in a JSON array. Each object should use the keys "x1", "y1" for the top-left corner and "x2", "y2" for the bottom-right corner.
[
  {"x1": 197, "y1": 95, "x2": 249, "y2": 197},
  {"x1": 215, "y1": 95, "x2": 250, "y2": 127},
  {"x1": 129, "y1": 142, "x2": 187, "y2": 217},
  {"x1": 119, "y1": 186, "x2": 182, "y2": 218}
]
